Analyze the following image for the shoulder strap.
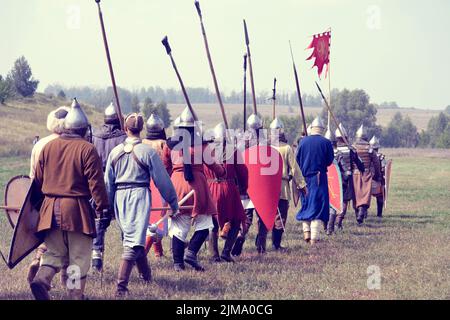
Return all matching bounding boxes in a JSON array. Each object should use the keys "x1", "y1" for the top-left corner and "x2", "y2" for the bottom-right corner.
[{"x1": 111, "y1": 141, "x2": 149, "y2": 173}]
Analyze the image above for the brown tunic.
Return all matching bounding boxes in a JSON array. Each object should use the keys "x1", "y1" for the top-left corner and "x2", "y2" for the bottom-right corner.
[
  {"x1": 352, "y1": 139, "x2": 381, "y2": 207},
  {"x1": 35, "y1": 135, "x2": 109, "y2": 237}
]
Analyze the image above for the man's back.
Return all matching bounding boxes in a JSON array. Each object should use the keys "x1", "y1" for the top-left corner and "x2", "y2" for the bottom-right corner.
[
  {"x1": 297, "y1": 135, "x2": 334, "y2": 177},
  {"x1": 93, "y1": 124, "x2": 126, "y2": 170},
  {"x1": 38, "y1": 136, "x2": 103, "y2": 197}
]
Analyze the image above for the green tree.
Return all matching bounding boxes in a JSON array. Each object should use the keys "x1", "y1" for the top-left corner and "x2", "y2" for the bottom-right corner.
[
  {"x1": 381, "y1": 112, "x2": 419, "y2": 147},
  {"x1": 131, "y1": 95, "x2": 140, "y2": 113},
  {"x1": 0, "y1": 75, "x2": 14, "y2": 104},
  {"x1": 9, "y1": 56, "x2": 39, "y2": 97},
  {"x1": 322, "y1": 89, "x2": 381, "y2": 140},
  {"x1": 445, "y1": 105, "x2": 450, "y2": 115},
  {"x1": 57, "y1": 90, "x2": 66, "y2": 99},
  {"x1": 140, "y1": 97, "x2": 154, "y2": 119}
]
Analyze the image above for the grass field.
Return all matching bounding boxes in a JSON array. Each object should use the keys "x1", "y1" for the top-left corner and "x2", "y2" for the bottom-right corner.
[{"x1": 0, "y1": 148, "x2": 449, "y2": 300}]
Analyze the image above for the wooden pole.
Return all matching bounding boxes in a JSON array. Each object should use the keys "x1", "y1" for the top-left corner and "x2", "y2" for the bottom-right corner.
[
  {"x1": 95, "y1": 0, "x2": 124, "y2": 130},
  {"x1": 243, "y1": 53, "x2": 248, "y2": 130},
  {"x1": 289, "y1": 41, "x2": 308, "y2": 136},
  {"x1": 243, "y1": 20, "x2": 258, "y2": 114},
  {"x1": 194, "y1": 1, "x2": 229, "y2": 128}
]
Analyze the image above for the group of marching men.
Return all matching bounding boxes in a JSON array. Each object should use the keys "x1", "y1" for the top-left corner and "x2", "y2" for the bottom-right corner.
[{"x1": 25, "y1": 98, "x2": 387, "y2": 300}]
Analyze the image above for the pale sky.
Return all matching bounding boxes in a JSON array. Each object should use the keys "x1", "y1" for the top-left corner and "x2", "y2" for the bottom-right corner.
[{"x1": 1, "y1": 0, "x2": 449, "y2": 109}]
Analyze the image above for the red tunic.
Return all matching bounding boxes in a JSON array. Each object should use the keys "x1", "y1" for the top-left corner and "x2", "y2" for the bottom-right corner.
[
  {"x1": 163, "y1": 143, "x2": 225, "y2": 218},
  {"x1": 204, "y1": 150, "x2": 248, "y2": 228}
]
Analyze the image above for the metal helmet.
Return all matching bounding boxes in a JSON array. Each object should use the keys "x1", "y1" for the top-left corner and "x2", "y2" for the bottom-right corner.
[
  {"x1": 64, "y1": 98, "x2": 89, "y2": 130},
  {"x1": 146, "y1": 113, "x2": 165, "y2": 132},
  {"x1": 47, "y1": 106, "x2": 70, "y2": 133},
  {"x1": 356, "y1": 124, "x2": 367, "y2": 139},
  {"x1": 178, "y1": 107, "x2": 195, "y2": 128},
  {"x1": 213, "y1": 122, "x2": 226, "y2": 141},
  {"x1": 270, "y1": 117, "x2": 284, "y2": 132},
  {"x1": 369, "y1": 135, "x2": 380, "y2": 149},
  {"x1": 311, "y1": 116, "x2": 325, "y2": 129},
  {"x1": 324, "y1": 127, "x2": 336, "y2": 142},
  {"x1": 173, "y1": 116, "x2": 181, "y2": 129},
  {"x1": 104, "y1": 102, "x2": 119, "y2": 124},
  {"x1": 246, "y1": 113, "x2": 263, "y2": 130},
  {"x1": 335, "y1": 123, "x2": 348, "y2": 139}
]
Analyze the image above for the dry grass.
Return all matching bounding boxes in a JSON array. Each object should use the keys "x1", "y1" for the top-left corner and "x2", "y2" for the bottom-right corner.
[{"x1": 0, "y1": 150, "x2": 449, "y2": 300}]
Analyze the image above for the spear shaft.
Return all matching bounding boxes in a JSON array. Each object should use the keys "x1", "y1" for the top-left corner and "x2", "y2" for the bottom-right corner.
[
  {"x1": 95, "y1": 0, "x2": 124, "y2": 130},
  {"x1": 243, "y1": 53, "x2": 248, "y2": 130},
  {"x1": 289, "y1": 41, "x2": 307, "y2": 136},
  {"x1": 243, "y1": 20, "x2": 257, "y2": 114},
  {"x1": 162, "y1": 36, "x2": 199, "y2": 121},
  {"x1": 195, "y1": 1, "x2": 228, "y2": 128}
]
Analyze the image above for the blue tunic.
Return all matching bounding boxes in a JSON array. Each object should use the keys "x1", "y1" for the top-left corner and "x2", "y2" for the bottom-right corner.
[
  {"x1": 105, "y1": 137, "x2": 178, "y2": 248},
  {"x1": 296, "y1": 135, "x2": 334, "y2": 222}
]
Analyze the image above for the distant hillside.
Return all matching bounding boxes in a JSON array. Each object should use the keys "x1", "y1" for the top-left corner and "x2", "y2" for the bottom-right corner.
[{"x1": 0, "y1": 93, "x2": 103, "y2": 158}]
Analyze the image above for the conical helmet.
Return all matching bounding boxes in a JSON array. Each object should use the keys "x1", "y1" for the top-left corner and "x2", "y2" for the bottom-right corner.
[
  {"x1": 369, "y1": 135, "x2": 380, "y2": 149},
  {"x1": 178, "y1": 107, "x2": 195, "y2": 128},
  {"x1": 173, "y1": 116, "x2": 181, "y2": 129},
  {"x1": 335, "y1": 123, "x2": 348, "y2": 139},
  {"x1": 104, "y1": 102, "x2": 118, "y2": 124},
  {"x1": 246, "y1": 113, "x2": 263, "y2": 130},
  {"x1": 146, "y1": 113, "x2": 165, "y2": 132},
  {"x1": 213, "y1": 122, "x2": 226, "y2": 141},
  {"x1": 270, "y1": 117, "x2": 284, "y2": 132},
  {"x1": 64, "y1": 98, "x2": 89, "y2": 130},
  {"x1": 311, "y1": 116, "x2": 325, "y2": 129},
  {"x1": 324, "y1": 127, "x2": 336, "y2": 142},
  {"x1": 356, "y1": 124, "x2": 367, "y2": 139},
  {"x1": 306, "y1": 124, "x2": 312, "y2": 135}
]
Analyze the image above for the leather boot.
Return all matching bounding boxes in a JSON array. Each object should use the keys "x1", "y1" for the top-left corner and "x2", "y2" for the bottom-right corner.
[
  {"x1": 356, "y1": 207, "x2": 365, "y2": 225},
  {"x1": 336, "y1": 214, "x2": 344, "y2": 230},
  {"x1": 184, "y1": 229, "x2": 209, "y2": 271},
  {"x1": 115, "y1": 259, "x2": 135, "y2": 298},
  {"x1": 172, "y1": 236, "x2": 186, "y2": 272},
  {"x1": 30, "y1": 265, "x2": 57, "y2": 300},
  {"x1": 377, "y1": 198, "x2": 383, "y2": 218},
  {"x1": 231, "y1": 235, "x2": 245, "y2": 257},
  {"x1": 27, "y1": 259, "x2": 40, "y2": 284},
  {"x1": 153, "y1": 239, "x2": 164, "y2": 257},
  {"x1": 255, "y1": 220, "x2": 267, "y2": 254},
  {"x1": 221, "y1": 226, "x2": 239, "y2": 262},
  {"x1": 144, "y1": 236, "x2": 154, "y2": 256},
  {"x1": 136, "y1": 256, "x2": 152, "y2": 283},
  {"x1": 91, "y1": 249, "x2": 103, "y2": 273},
  {"x1": 326, "y1": 213, "x2": 337, "y2": 235},
  {"x1": 208, "y1": 231, "x2": 221, "y2": 263},
  {"x1": 271, "y1": 229, "x2": 283, "y2": 250},
  {"x1": 68, "y1": 277, "x2": 87, "y2": 300}
]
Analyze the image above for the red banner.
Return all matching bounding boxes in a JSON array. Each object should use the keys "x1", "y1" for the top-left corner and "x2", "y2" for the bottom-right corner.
[
  {"x1": 328, "y1": 160, "x2": 343, "y2": 213},
  {"x1": 242, "y1": 145, "x2": 283, "y2": 231},
  {"x1": 307, "y1": 31, "x2": 331, "y2": 79}
]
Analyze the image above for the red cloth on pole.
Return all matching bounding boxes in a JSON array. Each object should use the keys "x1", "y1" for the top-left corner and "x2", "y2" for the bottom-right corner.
[{"x1": 306, "y1": 31, "x2": 331, "y2": 79}]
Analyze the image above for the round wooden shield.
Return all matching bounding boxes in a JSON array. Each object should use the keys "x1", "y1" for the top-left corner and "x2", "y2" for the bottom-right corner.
[{"x1": 4, "y1": 175, "x2": 31, "y2": 228}]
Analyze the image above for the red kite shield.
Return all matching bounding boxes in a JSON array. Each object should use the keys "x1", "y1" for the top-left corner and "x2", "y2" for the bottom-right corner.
[
  {"x1": 149, "y1": 181, "x2": 168, "y2": 236},
  {"x1": 384, "y1": 159, "x2": 393, "y2": 209},
  {"x1": 242, "y1": 145, "x2": 283, "y2": 231},
  {"x1": 2, "y1": 175, "x2": 31, "y2": 228},
  {"x1": 327, "y1": 161, "x2": 343, "y2": 214}
]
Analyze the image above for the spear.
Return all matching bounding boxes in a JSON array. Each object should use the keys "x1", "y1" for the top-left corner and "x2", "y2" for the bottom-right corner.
[
  {"x1": 289, "y1": 41, "x2": 307, "y2": 136},
  {"x1": 94, "y1": 0, "x2": 124, "y2": 130},
  {"x1": 243, "y1": 20, "x2": 258, "y2": 114},
  {"x1": 243, "y1": 53, "x2": 248, "y2": 130},
  {"x1": 161, "y1": 36, "x2": 199, "y2": 121},
  {"x1": 315, "y1": 81, "x2": 350, "y2": 146},
  {"x1": 194, "y1": 1, "x2": 228, "y2": 129},
  {"x1": 270, "y1": 77, "x2": 277, "y2": 120}
]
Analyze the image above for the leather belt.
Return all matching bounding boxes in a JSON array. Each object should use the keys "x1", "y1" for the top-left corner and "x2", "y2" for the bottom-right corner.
[{"x1": 116, "y1": 182, "x2": 149, "y2": 190}]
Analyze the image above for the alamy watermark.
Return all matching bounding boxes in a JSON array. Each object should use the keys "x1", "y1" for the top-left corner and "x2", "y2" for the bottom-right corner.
[{"x1": 367, "y1": 265, "x2": 381, "y2": 290}]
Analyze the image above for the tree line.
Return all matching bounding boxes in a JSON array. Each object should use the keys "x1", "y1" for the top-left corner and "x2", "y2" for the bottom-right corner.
[{"x1": 0, "y1": 56, "x2": 39, "y2": 104}]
